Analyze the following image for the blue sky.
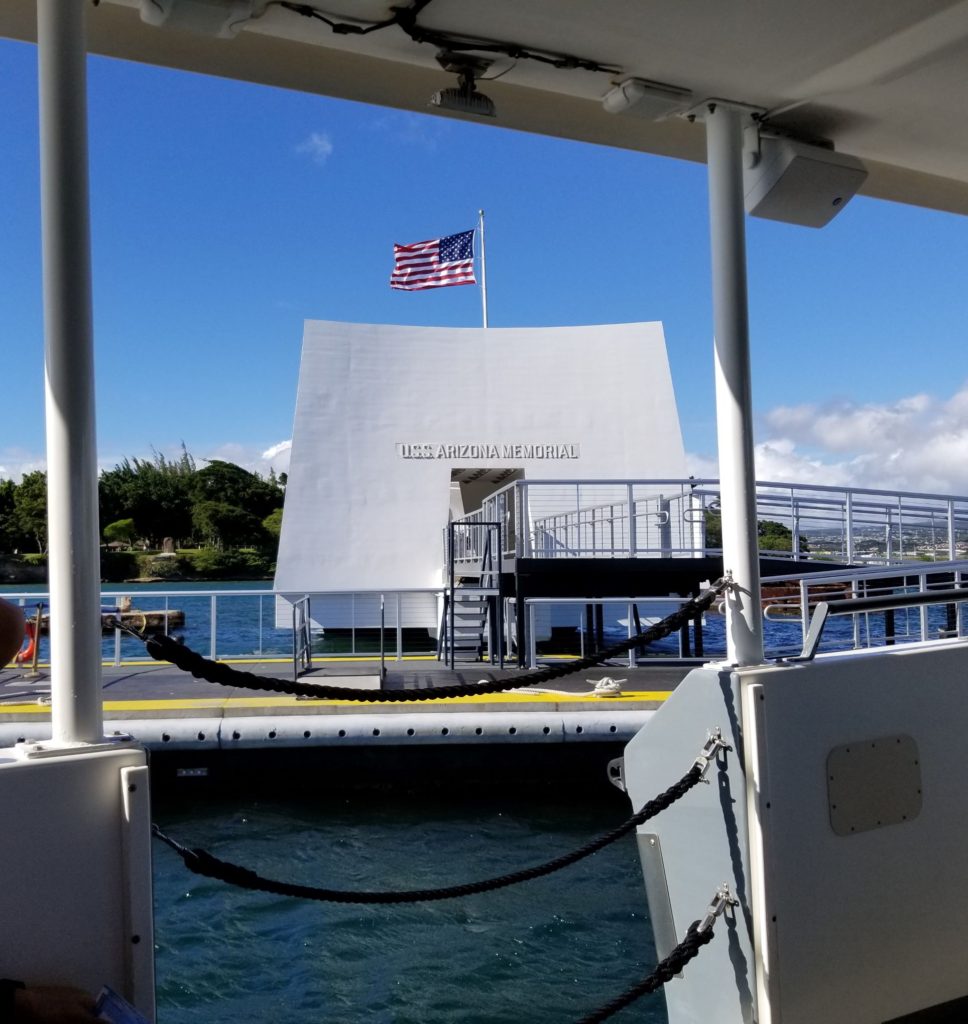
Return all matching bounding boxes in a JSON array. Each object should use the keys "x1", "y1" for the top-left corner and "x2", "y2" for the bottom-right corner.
[{"x1": 3, "y1": 37, "x2": 968, "y2": 492}]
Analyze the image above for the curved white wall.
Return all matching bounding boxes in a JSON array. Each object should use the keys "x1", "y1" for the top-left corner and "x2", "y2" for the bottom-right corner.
[{"x1": 274, "y1": 320, "x2": 686, "y2": 594}]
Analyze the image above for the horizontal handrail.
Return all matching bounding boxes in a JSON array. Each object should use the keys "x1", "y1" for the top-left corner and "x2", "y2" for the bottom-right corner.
[{"x1": 795, "y1": 587, "x2": 968, "y2": 661}]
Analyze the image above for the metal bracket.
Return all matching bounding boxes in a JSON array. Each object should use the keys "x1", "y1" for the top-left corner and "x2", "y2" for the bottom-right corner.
[
  {"x1": 698, "y1": 882, "x2": 738, "y2": 934},
  {"x1": 694, "y1": 727, "x2": 732, "y2": 782},
  {"x1": 606, "y1": 756, "x2": 625, "y2": 792},
  {"x1": 15, "y1": 734, "x2": 139, "y2": 760}
]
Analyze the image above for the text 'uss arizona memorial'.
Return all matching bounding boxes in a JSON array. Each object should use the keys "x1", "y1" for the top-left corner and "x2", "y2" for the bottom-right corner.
[{"x1": 397, "y1": 442, "x2": 581, "y2": 460}]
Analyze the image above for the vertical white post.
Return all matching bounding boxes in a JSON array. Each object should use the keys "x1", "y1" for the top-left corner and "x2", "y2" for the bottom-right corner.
[
  {"x1": 948, "y1": 500, "x2": 956, "y2": 561},
  {"x1": 845, "y1": 490, "x2": 855, "y2": 563},
  {"x1": 38, "y1": 0, "x2": 104, "y2": 743},
  {"x1": 705, "y1": 104, "x2": 764, "y2": 666},
  {"x1": 478, "y1": 209, "x2": 488, "y2": 328}
]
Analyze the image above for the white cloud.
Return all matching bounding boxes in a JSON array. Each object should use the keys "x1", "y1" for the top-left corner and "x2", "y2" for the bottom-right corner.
[
  {"x1": 0, "y1": 449, "x2": 47, "y2": 483},
  {"x1": 260, "y1": 439, "x2": 292, "y2": 476},
  {"x1": 753, "y1": 383, "x2": 968, "y2": 494},
  {"x1": 201, "y1": 440, "x2": 291, "y2": 479},
  {"x1": 687, "y1": 382, "x2": 968, "y2": 496},
  {"x1": 295, "y1": 131, "x2": 334, "y2": 165}
]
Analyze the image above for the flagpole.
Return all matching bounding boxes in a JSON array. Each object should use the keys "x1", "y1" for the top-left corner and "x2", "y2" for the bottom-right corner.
[{"x1": 478, "y1": 209, "x2": 488, "y2": 328}]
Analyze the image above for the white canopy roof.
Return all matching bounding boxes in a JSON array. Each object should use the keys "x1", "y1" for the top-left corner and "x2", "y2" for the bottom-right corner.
[{"x1": 3, "y1": 0, "x2": 968, "y2": 214}]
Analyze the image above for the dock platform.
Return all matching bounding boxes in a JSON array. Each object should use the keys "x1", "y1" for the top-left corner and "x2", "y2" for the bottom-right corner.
[{"x1": 0, "y1": 657, "x2": 693, "y2": 791}]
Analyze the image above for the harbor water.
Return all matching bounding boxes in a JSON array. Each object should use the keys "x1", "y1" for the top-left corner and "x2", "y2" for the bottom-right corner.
[{"x1": 152, "y1": 785, "x2": 664, "y2": 1024}]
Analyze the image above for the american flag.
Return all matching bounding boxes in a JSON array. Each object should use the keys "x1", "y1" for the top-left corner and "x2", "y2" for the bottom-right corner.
[{"x1": 390, "y1": 229, "x2": 476, "y2": 291}]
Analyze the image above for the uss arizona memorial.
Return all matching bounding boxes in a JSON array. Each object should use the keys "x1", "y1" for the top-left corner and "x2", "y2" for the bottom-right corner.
[
  {"x1": 273, "y1": 318, "x2": 692, "y2": 648},
  {"x1": 273, "y1": 318, "x2": 968, "y2": 659}
]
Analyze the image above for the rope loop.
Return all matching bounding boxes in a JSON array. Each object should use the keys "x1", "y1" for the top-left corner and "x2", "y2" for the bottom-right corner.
[
  {"x1": 576, "y1": 920, "x2": 715, "y2": 1024},
  {"x1": 139, "y1": 579, "x2": 726, "y2": 703},
  {"x1": 152, "y1": 760, "x2": 704, "y2": 905}
]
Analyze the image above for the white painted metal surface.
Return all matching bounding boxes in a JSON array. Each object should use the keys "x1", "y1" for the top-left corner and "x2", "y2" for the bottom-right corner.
[
  {"x1": 624, "y1": 638, "x2": 968, "y2": 1023},
  {"x1": 37, "y1": 0, "x2": 103, "y2": 744},
  {"x1": 706, "y1": 104, "x2": 764, "y2": 666},
  {"x1": 0, "y1": 711, "x2": 654, "y2": 750},
  {"x1": 0, "y1": 745, "x2": 155, "y2": 1019},
  {"x1": 5, "y1": 2, "x2": 968, "y2": 214}
]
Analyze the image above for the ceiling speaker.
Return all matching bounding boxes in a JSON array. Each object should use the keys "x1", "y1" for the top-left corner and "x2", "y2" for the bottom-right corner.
[{"x1": 744, "y1": 137, "x2": 867, "y2": 228}]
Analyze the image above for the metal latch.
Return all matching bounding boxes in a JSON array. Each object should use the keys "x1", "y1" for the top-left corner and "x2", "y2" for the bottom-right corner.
[
  {"x1": 694, "y1": 727, "x2": 732, "y2": 782},
  {"x1": 698, "y1": 883, "x2": 738, "y2": 934}
]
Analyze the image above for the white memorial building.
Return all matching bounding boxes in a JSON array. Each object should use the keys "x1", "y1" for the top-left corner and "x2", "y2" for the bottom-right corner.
[{"x1": 274, "y1": 319, "x2": 688, "y2": 637}]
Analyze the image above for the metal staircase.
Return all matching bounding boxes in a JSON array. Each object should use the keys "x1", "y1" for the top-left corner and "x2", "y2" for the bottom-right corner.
[{"x1": 439, "y1": 519, "x2": 504, "y2": 668}]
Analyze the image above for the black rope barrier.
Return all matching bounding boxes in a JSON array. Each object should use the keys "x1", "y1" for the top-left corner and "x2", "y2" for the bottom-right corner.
[
  {"x1": 115, "y1": 579, "x2": 725, "y2": 704},
  {"x1": 574, "y1": 920, "x2": 715, "y2": 1024},
  {"x1": 152, "y1": 762, "x2": 703, "y2": 904}
]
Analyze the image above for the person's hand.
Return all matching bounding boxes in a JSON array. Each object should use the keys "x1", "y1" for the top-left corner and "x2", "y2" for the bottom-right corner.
[{"x1": 13, "y1": 985, "x2": 98, "y2": 1024}]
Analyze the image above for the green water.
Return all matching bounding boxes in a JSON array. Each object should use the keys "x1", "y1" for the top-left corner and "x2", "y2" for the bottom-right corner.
[{"x1": 151, "y1": 786, "x2": 668, "y2": 1024}]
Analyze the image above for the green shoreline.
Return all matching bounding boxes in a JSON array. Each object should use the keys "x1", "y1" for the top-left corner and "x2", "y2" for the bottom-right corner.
[{"x1": 0, "y1": 554, "x2": 275, "y2": 586}]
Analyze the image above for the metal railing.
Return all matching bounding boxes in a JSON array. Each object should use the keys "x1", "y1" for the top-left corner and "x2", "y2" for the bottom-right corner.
[
  {"x1": 793, "y1": 587, "x2": 968, "y2": 661},
  {"x1": 759, "y1": 559, "x2": 968, "y2": 657},
  {"x1": 292, "y1": 595, "x2": 313, "y2": 680},
  {"x1": 1, "y1": 586, "x2": 439, "y2": 667},
  {"x1": 449, "y1": 478, "x2": 968, "y2": 566},
  {"x1": 519, "y1": 596, "x2": 700, "y2": 669},
  {"x1": 5, "y1": 560, "x2": 968, "y2": 674},
  {"x1": 443, "y1": 520, "x2": 504, "y2": 669}
]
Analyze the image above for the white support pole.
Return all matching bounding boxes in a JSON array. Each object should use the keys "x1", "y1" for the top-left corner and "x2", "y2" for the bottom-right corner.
[
  {"x1": 705, "y1": 104, "x2": 764, "y2": 666},
  {"x1": 38, "y1": 0, "x2": 104, "y2": 743},
  {"x1": 478, "y1": 209, "x2": 488, "y2": 328}
]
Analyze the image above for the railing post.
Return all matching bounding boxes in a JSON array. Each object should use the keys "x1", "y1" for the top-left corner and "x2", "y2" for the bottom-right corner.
[
  {"x1": 497, "y1": 522, "x2": 504, "y2": 670},
  {"x1": 919, "y1": 573, "x2": 929, "y2": 641},
  {"x1": 949, "y1": 500, "x2": 957, "y2": 561},
  {"x1": 305, "y1": 596, "x2": 312, "y2": 674},
  {"x1": 380, "y1": 594, "x2": 386, "y2": 684},
  {"x1": 396, "y1": 592, "x2": 403, "y2": 661},
  {"x1": 528, "y1": 601, "x2": 537, "y2": 669},
  {"x1": 627, "y1": 601, "x2": 635, "y2": 669},
  {"x1": 519, "y1": 482, "x2": 530, "y2": 557},
  {"x1": 449, "y1": 524, "x2": 456, "y2": 670},
  {"x1": 845, "y1": 490, "x2": 855, "y2": 564},
  {"x1": 628, "y1": 483, "x2": 637, "y2": 556},
  {"x1": 659, "y1": 496, "x2": 672, "y2": 556},
  {"x1": 210, "y1": 594, "x2": 217, "y2": 660}
]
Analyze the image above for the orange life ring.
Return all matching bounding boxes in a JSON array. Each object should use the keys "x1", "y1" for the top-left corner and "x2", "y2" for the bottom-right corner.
[{"x1": 16, "y1": 620, "x2": 36, "y2": 664}]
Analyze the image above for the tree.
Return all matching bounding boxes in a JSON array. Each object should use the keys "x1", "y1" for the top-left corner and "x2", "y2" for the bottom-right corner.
[
  {"x1": 100, "y1": 448, "x2": 195, "y2": 547},
  {"x1": 194, "y1": 460, "x2": 284, "y2": 522},
  {"x1": 14, "y1": 471, "x2": 48, "y2": 553},
  {"x1": 0, "y1": 479, "x2": 20, "y2": 553},
  {"x1": 103, "y1": 518, "x2": 137, "y2": 547},
  {"x1": 262, "y1": 507, "x2": 283, "y2": 540},
  {"x1": 758, "y1": 519, "x2": 809, "y2": 553},
  {"x1": 193, "y1": 500, "x2": 265, "y2": 551},
  {"x1": 704, "y1": 509, "x2": 809, "y2": 553}
]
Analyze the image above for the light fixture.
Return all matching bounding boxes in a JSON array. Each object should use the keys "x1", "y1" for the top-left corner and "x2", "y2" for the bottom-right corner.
[
  {"x1": 602, "y1": 78, "x2": 693, "y2": 120},
  {"x1": 138, "y1": 0, "x2": 267, "y2": 39},
  {"x1": 430, "y1": 52, "x2": 496, "y2": 118}
]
